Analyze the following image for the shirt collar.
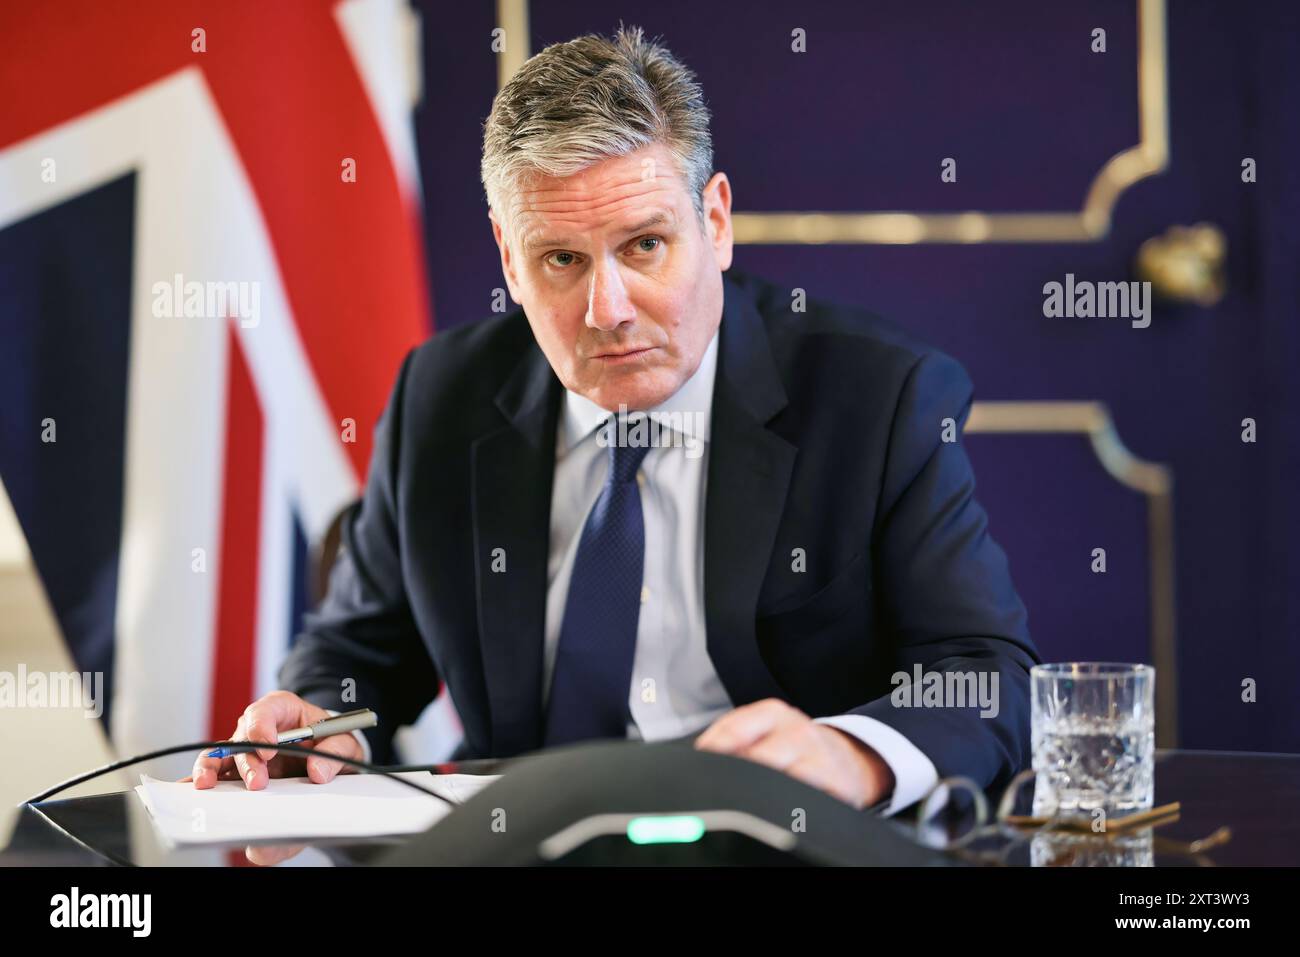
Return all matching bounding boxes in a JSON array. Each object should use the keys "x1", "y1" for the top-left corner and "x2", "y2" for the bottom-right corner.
[{"x1": 559, "y1": 328, "x2": 718, "y2": 454}]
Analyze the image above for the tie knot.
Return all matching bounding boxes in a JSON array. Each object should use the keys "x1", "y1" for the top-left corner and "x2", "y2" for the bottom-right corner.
[{"x1": 602, "y1": 415, "x2": 653, "y2": 484}]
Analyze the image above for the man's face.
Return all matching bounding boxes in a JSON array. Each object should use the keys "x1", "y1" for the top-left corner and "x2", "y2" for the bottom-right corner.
[{"x1": 490, "y1": 143, "x2": 733, "y2": 411}]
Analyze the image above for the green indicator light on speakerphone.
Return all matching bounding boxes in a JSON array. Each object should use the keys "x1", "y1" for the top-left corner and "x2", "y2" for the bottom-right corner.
[{"x1": 626, "y1": 815, "x2": 707, "y2": 844}]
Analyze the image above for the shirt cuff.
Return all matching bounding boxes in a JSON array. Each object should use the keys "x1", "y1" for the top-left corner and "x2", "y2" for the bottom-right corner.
[
  {"x1": 324, "y1": 708, "x2": 373, "y2": 765},
  {"x1": 813, "y1": 713, "x2": 946, "y2": 817}
]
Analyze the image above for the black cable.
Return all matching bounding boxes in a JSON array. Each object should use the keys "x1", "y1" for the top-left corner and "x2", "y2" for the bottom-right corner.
[{"x1": 22, "y1": 740, "x2": 462, "y2": 808}]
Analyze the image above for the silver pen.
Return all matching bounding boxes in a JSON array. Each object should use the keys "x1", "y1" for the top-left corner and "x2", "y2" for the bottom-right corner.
[{"x1": 205, "y1": 708, "x2": 378, "y2": 758}]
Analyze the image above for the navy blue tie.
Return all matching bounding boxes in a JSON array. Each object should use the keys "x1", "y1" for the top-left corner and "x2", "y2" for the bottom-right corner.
[{"x1": 544, "y1": 418, "x2": 653, "y2": 747}]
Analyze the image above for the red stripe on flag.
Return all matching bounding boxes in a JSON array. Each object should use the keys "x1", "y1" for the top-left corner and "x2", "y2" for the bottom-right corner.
[
  {"x1": 208, "y1": 326, "x2": 264, "y2": 741},
  {"x1": 199, "y1": 4, "x2": 430, "y2": 479}
]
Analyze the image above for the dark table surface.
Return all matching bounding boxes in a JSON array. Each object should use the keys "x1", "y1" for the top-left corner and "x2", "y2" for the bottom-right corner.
[{"x1": 3, "y1": 749, "x2": 1297, "y2": 866}]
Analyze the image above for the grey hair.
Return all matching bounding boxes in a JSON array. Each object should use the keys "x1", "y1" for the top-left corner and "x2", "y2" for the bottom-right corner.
[{"x1": 480, "y1": 24, "x2": 714, "y2": 228}]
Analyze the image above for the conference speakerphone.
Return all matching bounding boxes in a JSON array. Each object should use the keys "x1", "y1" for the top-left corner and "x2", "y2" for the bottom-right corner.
[{"x1": 384, "y1": 737, "x2": 960, "y2": 866}]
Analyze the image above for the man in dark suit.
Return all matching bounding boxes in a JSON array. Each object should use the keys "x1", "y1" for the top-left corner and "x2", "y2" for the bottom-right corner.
[{"x1": 191, "y1": 26, "x2": 1038, "y2": 816}]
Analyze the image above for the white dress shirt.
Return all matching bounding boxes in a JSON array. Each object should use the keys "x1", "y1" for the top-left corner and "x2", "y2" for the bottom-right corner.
[{"x1": 351, "y1": 328, "x2": 942, "y2": 816}]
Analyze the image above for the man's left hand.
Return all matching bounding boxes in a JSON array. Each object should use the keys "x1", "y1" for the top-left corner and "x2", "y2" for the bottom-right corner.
[{"x1": 694, "y1": 698, "x2": 895, "y2": 810}]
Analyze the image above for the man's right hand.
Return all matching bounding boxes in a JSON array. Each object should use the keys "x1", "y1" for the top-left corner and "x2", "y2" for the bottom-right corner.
[{"x1": 183, "y1": 690, "x2": 364, "y2": 790}]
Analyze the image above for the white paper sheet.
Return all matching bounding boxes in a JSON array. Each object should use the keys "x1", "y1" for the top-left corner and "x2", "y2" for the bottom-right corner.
[{"x1": 133, "y1": 771, "x2": 500, "y2": 846}]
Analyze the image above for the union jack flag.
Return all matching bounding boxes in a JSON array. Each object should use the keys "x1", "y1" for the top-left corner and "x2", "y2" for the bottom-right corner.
[{"x1": 0, "y1": 0, "x2": 463, "y2": 776}]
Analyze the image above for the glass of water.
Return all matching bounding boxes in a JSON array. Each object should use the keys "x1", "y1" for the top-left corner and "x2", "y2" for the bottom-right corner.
[{"x1": 1031, "y1": 662, "x2": 1155, "y2": 819}]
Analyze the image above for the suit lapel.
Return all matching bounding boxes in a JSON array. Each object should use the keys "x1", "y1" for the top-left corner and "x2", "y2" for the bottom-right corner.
[
  {"x1": 471, "y1": 340, "x2": 561, "y2": 757},
  {"x1": 704, "y1": 273, "x2": 797, "y2": 705}
]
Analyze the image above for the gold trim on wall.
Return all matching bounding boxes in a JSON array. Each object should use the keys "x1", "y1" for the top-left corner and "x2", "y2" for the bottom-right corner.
[
  {"x1": 496, "y1": 0, "x2": 531, "y2": 92},
  {"x1": 733, "y1": 0, "x2": 1168, "y2": 244},
  {"x1": 498, "y1": 0, "x2": 1169, "y2": 244},
  {"x1": 966, "y1": 401, "x2": 1178, "y2": 747}
]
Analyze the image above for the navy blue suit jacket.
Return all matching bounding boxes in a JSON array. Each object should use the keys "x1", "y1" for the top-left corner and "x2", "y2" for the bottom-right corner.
[{"x1": 280, "y1": 267, "x2": 1040, "y2": 797}]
